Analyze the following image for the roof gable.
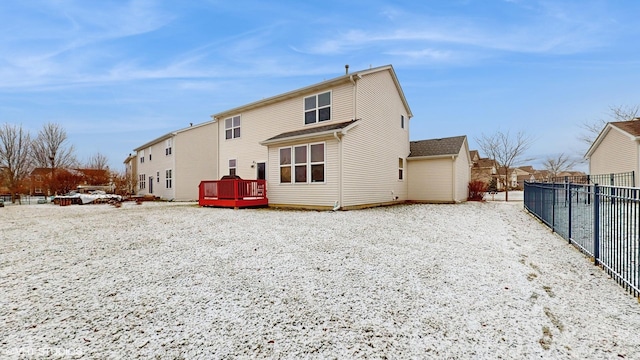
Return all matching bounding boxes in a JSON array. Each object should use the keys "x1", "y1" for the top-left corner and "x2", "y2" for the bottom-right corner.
[
  {"x1": 585, "y1": 120, "x2": 640, "y2": 158},
  {"x1": 212, "y1": 65, "x2": 412, "y2": 120},
  {"x1": 610, "y1": 120, "x2": 640, "y2": 137},
  {"x1": 409, "y1": 135, "x2": 467, "y2": 158},
  {"x1": 133, "y1": 120, "x2": 216, "y2": 152}
]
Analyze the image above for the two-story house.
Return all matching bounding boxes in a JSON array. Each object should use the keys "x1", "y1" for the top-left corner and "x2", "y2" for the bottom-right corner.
[
  {"x1": 130, "y1": 64, "x2": 471, "y2": 207},
  {"x1": 134, "y1": 120, "x2": 217, "y2": 201},
  {"x1": 210, "y1": 64, "x2": 412, "y2": 209}
]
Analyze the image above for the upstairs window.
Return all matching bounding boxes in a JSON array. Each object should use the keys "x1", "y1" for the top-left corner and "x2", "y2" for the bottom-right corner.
[
  {"x1": 225, "y1": 115, "x2": 241, "y2": 139},
  {"x1": 401, "y1": 115, "x2": 405, "y2": 129},
  {"x1": 304, "y1": 91, "x2": 331, "y2": 125},
  {"x1": 165, "y1": 138, "x2": 173, "y2": 155},
  {"x1": 139, "y1": 150, "x2": 145, "y2": 163}
]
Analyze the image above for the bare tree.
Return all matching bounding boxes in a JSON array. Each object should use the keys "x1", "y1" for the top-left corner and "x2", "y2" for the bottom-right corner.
[
  {"x1": 542, "y1": 153, "x2": 579, "y2": 179},
  {"x1": 31, "y1": 122, "x2": 77, "y2": 195},
  {"x1": 112, "y1": 170, "x2": 138, "y2": 196},
  {"x1": 0, "y1": 123, "x2": 33, "y2": 203},
  {"x1": 476, "y1": 130, "x2": 534, "y2": 201},
  {"x1": 580, "y1": 104, "x2": 640, "y2": 146},
  {"x1": 86, "y1": 152, "x2": 109, "y2": 170}
]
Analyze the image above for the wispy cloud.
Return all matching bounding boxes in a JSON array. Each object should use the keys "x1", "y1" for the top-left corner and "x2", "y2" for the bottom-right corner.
[
  {"x1": 0, "y1": 0, "x2": 175, "y2": 90},
  {"x1": 294, "y1": 1, "x2": 612, "y2": 62}
]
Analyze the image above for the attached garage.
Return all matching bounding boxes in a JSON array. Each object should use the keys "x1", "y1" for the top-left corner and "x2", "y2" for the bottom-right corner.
[{"x1": 407, "y1": 135, "x2": 471, "y2": 203}]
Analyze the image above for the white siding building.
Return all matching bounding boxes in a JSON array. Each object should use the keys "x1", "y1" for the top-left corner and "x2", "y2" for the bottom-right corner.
[{"x1": 134, "y1": 121, "x2": 217, "y2": 201}]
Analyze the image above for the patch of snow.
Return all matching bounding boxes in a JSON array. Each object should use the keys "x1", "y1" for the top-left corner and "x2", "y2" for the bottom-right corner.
[{"x1": 1, "y1": 201, "x2": 639, "y2": 358}]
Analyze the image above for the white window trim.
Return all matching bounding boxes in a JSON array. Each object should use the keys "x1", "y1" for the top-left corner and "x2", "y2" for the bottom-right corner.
[
  {"x1": 303, "y1": 91, "x2": 332, "y2": 125},
  {"x1": 165, "y1": 138, "x2": 173, "y2": 156},
  {"x1": 401, "y1": 114, "x2": 405, "y2": 129},
  {"x1": 224, "y1": 115, "x2": 241, "y2": 140},
  {"x1": 229, "y1": 158, "x2": 237, "y2": 176},
  {"x1": 165, "y1": 169, "x2": 173, "y2": 189},
  {"x1": 398, "y1": 157, "x2": 404, "y2": 181},
  {"x1": 278, "y1": 142, "x2": 326, "y2": 184}
]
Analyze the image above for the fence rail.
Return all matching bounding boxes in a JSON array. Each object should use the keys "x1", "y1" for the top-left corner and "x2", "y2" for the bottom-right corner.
[
  {"x1": 549, "y1": 171, "x2": 635, "y2": 187},
  {"x1": 524, "y1": 180, "x2": 640, "y2": 298}
]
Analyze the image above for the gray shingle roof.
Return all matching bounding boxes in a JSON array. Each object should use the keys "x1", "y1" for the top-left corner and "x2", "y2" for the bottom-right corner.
[
  {"x1": 263, "y1": 120, "x2": 358, "y2": 143},
  {"x1": 409, "y1": 135, "x2": 466, "y2": 158},
  {"x1": 610, "y1": 120, "x2": 640, "y2": 137}
]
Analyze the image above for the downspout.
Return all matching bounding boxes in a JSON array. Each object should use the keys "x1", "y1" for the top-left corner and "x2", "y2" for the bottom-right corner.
[
  {"x1": 334, "y1": 131, "x2": 342, "y2": 210},
  {"x1": 451, "y1": 156, "x2": 456, "y2": 202},
  {"x1": 212, "y1": 116, "x2": 220, "y2": 180}
]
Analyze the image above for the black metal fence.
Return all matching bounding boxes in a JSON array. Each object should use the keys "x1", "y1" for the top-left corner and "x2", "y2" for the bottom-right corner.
[
  {"x1": 524, "y1": 180, "x2": 640, "y2": 298},
  {"x1": 549, "y1": 171, "x2": 635, "y2": 187}
]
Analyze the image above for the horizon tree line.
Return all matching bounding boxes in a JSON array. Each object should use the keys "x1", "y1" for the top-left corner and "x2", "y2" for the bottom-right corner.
[{"x1": 0, "y1": 122, "x2": 135, "y2": 203}]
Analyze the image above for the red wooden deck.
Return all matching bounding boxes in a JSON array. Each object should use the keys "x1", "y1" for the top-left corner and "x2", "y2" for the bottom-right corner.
[{"x1": 199, "y1": 179, "x2": 268, "y2": 208}]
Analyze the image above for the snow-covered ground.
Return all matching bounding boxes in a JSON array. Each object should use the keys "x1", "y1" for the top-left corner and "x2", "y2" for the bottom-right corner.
[{"x1": 1, "y1": 201, "x2": 639, "y2": 359}]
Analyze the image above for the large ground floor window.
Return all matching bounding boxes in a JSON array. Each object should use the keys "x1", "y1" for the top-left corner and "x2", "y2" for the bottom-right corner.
[{"x1": 279, "y1": 142, "x2": 325, "y2": 184}]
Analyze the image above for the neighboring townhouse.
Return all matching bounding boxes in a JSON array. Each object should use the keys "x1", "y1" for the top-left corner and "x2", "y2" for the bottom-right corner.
[
  {"x1": 470, "y1": 153, "x2": 497, "y2": 185},
  {"x1": 585, "y1": 120, "x2": 640, "y2": 187},
  {"x1": 29, "y1": 168, "x2": 50, "y2": 196},
  {"x1": 134, "y1": 120, "x2": 217, "y2": 201},
  {"x1": 211, "y1": 64, "x2": 412, "y2": 210},
  {"x1": 407, "y1": 135, "x2": 471, "y2": 203},
  {"x1": 123, "y1": 153, "x2": 137, "y2": 192}
]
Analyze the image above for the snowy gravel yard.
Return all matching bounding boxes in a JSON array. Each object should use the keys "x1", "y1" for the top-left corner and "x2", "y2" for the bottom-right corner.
[{"x1": 1, "y1": 201, "x2": 640, "y2": 359}]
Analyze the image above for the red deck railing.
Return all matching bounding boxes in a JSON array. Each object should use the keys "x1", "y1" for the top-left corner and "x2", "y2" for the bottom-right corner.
[{"x1": 199, "y1": 179, "x2": 268, "y2": 208}]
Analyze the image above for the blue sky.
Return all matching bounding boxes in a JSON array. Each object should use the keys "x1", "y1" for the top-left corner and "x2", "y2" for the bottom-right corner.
[{"x1": 1, "y1": 0, "x2": 639, "y2": 171}]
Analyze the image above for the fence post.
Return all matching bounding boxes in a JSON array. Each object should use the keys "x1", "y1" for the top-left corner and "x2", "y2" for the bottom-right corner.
[
  {"x1": 593, "y1": 184, "x2": 600, "y2": 267},
  {"x1": 568, "y1": 184, "x2": 572, "y2": 244},
  {"x1": 552, "y1": 184, "x2": 556, "y2": 232}
]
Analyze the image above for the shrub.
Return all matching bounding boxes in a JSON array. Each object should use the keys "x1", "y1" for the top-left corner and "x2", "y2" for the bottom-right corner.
[{"x1": 468, "y1": 180, "x2": 488, "y2": 201}]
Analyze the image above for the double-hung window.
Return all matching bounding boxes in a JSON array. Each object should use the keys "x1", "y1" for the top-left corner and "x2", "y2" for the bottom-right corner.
[
  {"x1": 229, "y1": 159, "x2": 237, "y2": 176},
  {"x1": 166, "y1": 169, "x2": 172, "y2": 188},
  {"x1": 304, "y1": 91, "x2": 331, "y2": 124},
  {"x1": 279, "y1": 149, "x2": 291, "y2": 183},
  {"x1": 139, "y1": 150, "x2": 145, "y2": 163},
  {"x1": 279, "y1": 143, "x2": 325, "y2": 183},
  {"x1": 225, "y1": 115, "x2": 241, "y2": 139},
  {"x1": 139, "y1": 174, "x2": 146, "y2": 189},
  {"x1": 310, "y1": 143, "x2": 325, "y2": 182},
  {"x1": 165, "y1": 139, "x2": 172, "y2": 155},
  {"x1": 398, "y1": 158, "x2": 404, "y2": 180}
]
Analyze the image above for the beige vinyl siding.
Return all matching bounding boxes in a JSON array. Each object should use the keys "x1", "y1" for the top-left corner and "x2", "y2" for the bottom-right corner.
[
  {"x1": 341, "y1": 70, "x2": 410, "y2": 207},
  {"x1": 590, "y1": 128, "x2": 638, "y2": 186},
  {"x1": 407, "y1": 158, "x2": 453, "y2": 202},
  {"x1": 454, "y1": 142, "x2": 471, "y2": 202},
  {"x1": 174, "y1": 122, "x2": 218, "y2": 201},
  {"x1": 217, "y1": 82, "x2": 354, "y2": 184},
  {"x1": 266, "y1": 138, "x2": 340, "y2": 207},
  {"x1": 136, "y1": 141, "x2": 174, "y2": 199}
]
